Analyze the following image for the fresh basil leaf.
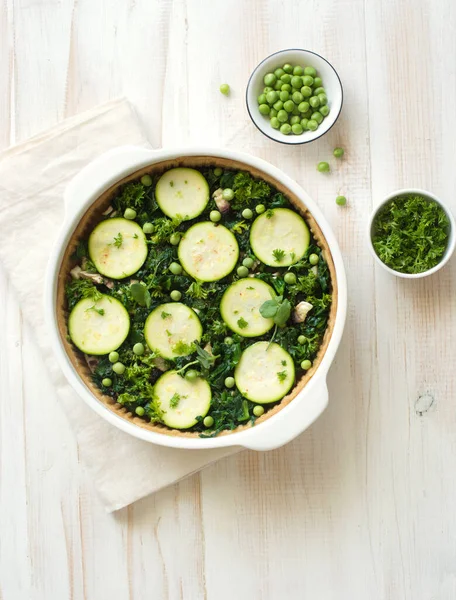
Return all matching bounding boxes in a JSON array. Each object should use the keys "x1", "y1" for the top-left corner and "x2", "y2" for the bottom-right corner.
[
  {"x1": 275, "y1": 299, "x2": 291, "y2": 327},
  {"x1": 260, "y1": 299, "x2": 279, "y2": 318},
  {"x1": 130, "y1": 283, "x2": 151, "y2": 308}
]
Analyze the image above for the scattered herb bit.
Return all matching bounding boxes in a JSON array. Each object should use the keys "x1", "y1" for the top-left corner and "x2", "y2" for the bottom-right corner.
[
  {"x1": 272, "y1": 248, "x2": 286, "y2": 263},
  {"x1": 173, "y1": 340, "x2": 196, "y2": 356},
  {"x1": 237, "y1": 317, "x2": 248, "y2": 329},
  {"x1": 281, "y1": 360, "x2": 287, "y2": 366},
  {"x1": 169, "y1": 392, "x2": 183, "y2": 408},
  {"x1": 86, "y1": 305, "x2": 105, "y2": 316},
  {"x1": 161, "y1": 311, "x2": 171, "y2": 319},
  {"x1": 266, "y1": 209, "x2": 274, "y2": 219},
  {"x1": 111, "y1": 232, "x2": 123, "y2": 248},
  {"x1": 277, "y1": 370, "x2": 287, "y2": 382},
  {"x1": 65, "y1": 279, "x2": 102, "y2": 310},
  {"x1": 372, "y1": 194, "x2": 449, "y2": 274},
  {"x1": 231, "y1": 220, "x2": 249, "y2": 234}
]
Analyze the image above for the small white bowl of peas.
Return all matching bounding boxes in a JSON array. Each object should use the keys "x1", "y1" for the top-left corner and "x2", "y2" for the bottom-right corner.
[{"x1": 246, "y1": 49, "x2": 343, "y2": 144}]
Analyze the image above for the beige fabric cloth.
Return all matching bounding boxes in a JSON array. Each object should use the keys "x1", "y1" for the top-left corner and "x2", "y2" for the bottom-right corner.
[{"x1": 0, "y1": 98, "x2": 238, "y2": 512}]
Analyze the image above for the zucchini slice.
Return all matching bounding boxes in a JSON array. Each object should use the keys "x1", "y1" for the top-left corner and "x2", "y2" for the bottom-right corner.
[
  {"x1": 155, "y1": 168, "x2": 210, "y2": 220},
  {"x1": 250, "y1": 208, "x2": 310, "y2": 267},
  {"x1": 144, "y1": 302, "x2": 202, "y2": 359},
  {"x1": 178, "y1": 222, "x2": 239, "y2": 282},
  {"x1": 220, "y1": 278, "x2": 275, "y2": 337},
  {"x1": 154, "y1": 370, "x2": 211, "y2": 429},
  {"x1": 235, "y1": 342, "x2": 295, "y2": 404},
  {"x1": 88, "y1": 218, "x2": 148, "y2": 279},
  {"x1": 68, "y1": 294, "x2": 130, "y2": 355}
]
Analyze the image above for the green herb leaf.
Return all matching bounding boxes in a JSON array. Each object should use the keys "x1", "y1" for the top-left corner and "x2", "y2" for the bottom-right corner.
[
  {"x1": 170, "y1": 392, "x2": 183, "y2": 409},
  {"x1": 161, "y1": 311, "x2": 171, "y2": 319},
  {"x1": 277, "y1": 370, "x2": 287, "y2": 382},
  {"x1": 259, "y1": 295, "x2": 291, "y2": 327},
  {"x1": 195, "y1": 342, "x2": 219, "y2": 370},
  {"x1": 130, "y1": 283, "x2": 151, "y2": 308},
  {"x1": 272, "y1": 248, "x2": 286, "y2": 262},
  {"x1": 237, "y1": 317, "x2": 248, "y2": 329},
  {"x1": 259, "y1": 299, "x2": 279, "y2": 319},
  {"x1": 86, "y1": 305, "x2": 105, "y2": 316}
]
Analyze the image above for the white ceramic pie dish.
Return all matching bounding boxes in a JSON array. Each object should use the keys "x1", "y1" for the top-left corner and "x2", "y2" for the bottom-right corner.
[{"x1": 44, "y1": 146, "x2": 347, "y2": 451}]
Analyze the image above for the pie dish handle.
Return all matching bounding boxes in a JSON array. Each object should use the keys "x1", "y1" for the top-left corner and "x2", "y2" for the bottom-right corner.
[
  {"x1": 239, "y1": 378, "x2": 329, "y2": 451},
  {"x1": 63, "y1": 145, "x2": 156, "y2": 219}
]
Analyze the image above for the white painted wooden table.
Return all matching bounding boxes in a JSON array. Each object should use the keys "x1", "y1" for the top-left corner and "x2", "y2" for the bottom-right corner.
[{"x1": 1, "y1": 1, "x2": 456, "y2": 598}]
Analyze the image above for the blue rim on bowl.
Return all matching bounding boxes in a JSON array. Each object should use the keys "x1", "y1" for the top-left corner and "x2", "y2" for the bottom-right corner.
[{"x1": 246, "y1": 48, "x2": 344, "y2": 145}]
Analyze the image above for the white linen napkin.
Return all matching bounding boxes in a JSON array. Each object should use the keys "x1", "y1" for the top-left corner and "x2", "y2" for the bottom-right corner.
[{"x1": 0, "y1": 98, "x2": 238, "y2": 512}]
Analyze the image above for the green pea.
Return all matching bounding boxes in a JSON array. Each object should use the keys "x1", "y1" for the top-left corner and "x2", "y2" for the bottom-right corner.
[
  {"x1": 274, "y1": 80, "x2": 283, "y2": 90},
  {"x1": 283, "y1": 63, "x2": 293, "y2": 74},
  {"x1": 290, "y1": 115, "x2": 301, "y2": 125},
  {"x1": 301, "y1": 359, "x2": 312, "y2": 370},
  {"x1": 298, "y1": 335, "x2": 306, "y2": 345},
  {"x1": 292, "y1": 106, "x2": 300, "y2": 116},
  {"x1": 277, "y1": 110, "x2": 288, "y2": 123},
  {"x1": 317, "y1": 161, "x2": 330, "y2": 173},
  {"x1": 242, "y1": 208, "x2": 253, "y2": 219},
  {"x1": 318, "y1": 94, "x2": 328, "y2": 106},
  {"x1": 109, "y1": 351, "x2": 119, "y2": 363},
  {"x1": 312, "y1": 111, "x2": 323, "y2": 124},
  {"x1": 302, "y1": 109, "x2": 312, "y2": 119},
  {"x1": 309, "y1": 96, "x2": 320, "y2": 108},
  {"x1": 270, "y1": 117, "x2": 280, "y2": 129},
  {"x1": 141, "y1": 174, "x2": 152, "y2": 186},
  {"x1": 313, "y1": 87, "x2": 325, "y2": 96},
  {"x1": 185, "y1": 369, "x2": 198, "y2": 381},
  {"x1": 269, "y1": 108, "x2": 278, "y2": 118},
  {"x1": 266, "y1": 90, "x2": 278, "y2": 104},
  {"x1": 259, "y1": 104, "x2": 270, "y2": 115},
  {"x1": 280, "y1": 123, "x2": 292, "y2": 135},
  {"x1": 313, "y1": 77, "x2": 323, "y2": 88},
  {"x1": 225, "y1": 376, "x2": 235, "y2": 388},
  {"x1": 284, "y1": 100, "x2": 295, "y2": 113},
  {"x1": 309, "y1": 253, "x2": 319, "y2": 265},
  {"x1": 273, "y1": 100, "x2": 284, "y2": 111},
  {"x1": 209, "y1": 210, "x2": 221, "y2": 223},
  {"x1": 280, "y1": 73, "x2": 291, "y2": 84},
  {"x1": 304, "y1": 66, "x2": 317, "y2": 77},
  {"x1": 293, "y1": 65, "x2": 304, "y2": 76},
  {"x1": 336, "y1": 195, "x2": 347, "y2": 206},
  {"x1": 279, "y1": 90, "x2": 290, "y2": 102},
  {"x1": 333, "y1": 147, "x2": 344, "y2": 158},
  {"x1": 169, "y1": 262, "x2": 182, "y2": 276},
  {"x1": 224, "y1": 336, "x2": 234, "y2": 346},
  {"x1": 253, "y1": 405, "x2": 265, "y2": 417},
  {"x1": 241, "y1": 258, "x2": 253, "y2": 269},
  {"x1": 237, "y1": 266, "x2": 249, "y2": 277},
  {"x1": 300, "y1": 118, "x2": 309, "y2": 130},
  {"x1": 302, "y1": 75, "x2": 314, "y2": 87},
  {"x1": 263, "y1": 86, "x2": 273, "y2": 94},
  {"x1": 133, "y1": 342, "x2": 145, "y2": 356},
  {"x1": 298, "y1": 101, "x2": 310, "y2": 113},
  {"x1": 203, "y1": 416, "x2": 214, "y2": 428},
  {"x1": 292, "y1": 123, "x2": 303, "y2": 135},
  {"x1": 301, "y1": 85, "x2": 312, "y2": 97},
  {"x1": 292, "y1": 91, "x2": 303, "y2": 104},
  {"x1": 307, "y1": 119, "x2": 318, "y2": 131},
  {"x1": 281, "y1": 83, "x2": 292, "y2": 92},
  {"x1": 222, "y1": 188, "x2": 234, "y2": 201},
  {"x1": 256, "y1": 204, "x2": 266, "y2": 214},
  {"x1": 284, "y1": 272, "x2": 296, "y2": 284},
  {"x1": 291, "y1": 76, "x2": 303, "y2": 89},
  {"x1": 274, "y1": 67, "x2": 285, "y2": 78},
  {"x1": 257, "y1": 93, "x2": 266, "y2": 105},
  {"x1": 102, "y1": 378, "x2": 112, "y2": 387},
  {"x1": 112, "y1": 362, "x2": 125, "y2": 375},
  {"x1": 214, "y1": 167, "x2": 223, "y2": 176},
  {"x1": 263, "y1": 73, "x2": 276, "y2": 86},
  {"x1": 320, "y1": 105, "x2": 330, "y2": 117},
  {"x1": 135, "y1": 406, "x2": 145, "y2": 417},
  {"x1": 170, "y1": 290, "x2": 182, "y2": 301},
  {"x1": 220, "y1": 83, "x2": 230, "y2": 95},
  {"x1": 124, "y1": 208, "x2": 137, "y2": 220},
  {"x1": 170, "y1": 232, "x2": 181, "y2": 245},
  {"x1": 142, "y1": 222, "x2": 154, "y2": 234}
]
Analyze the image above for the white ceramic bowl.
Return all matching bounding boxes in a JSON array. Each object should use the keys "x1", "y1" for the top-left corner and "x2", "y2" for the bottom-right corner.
[
  {"x1": 246, "y1": 48, "x2": 343, "y2": 145},
  {"x1": 44, "y1": 146, "x2": 347, "y2": 451},
  {"x1": 367, "y1": 188, "x2": 456, "y2": 278}
]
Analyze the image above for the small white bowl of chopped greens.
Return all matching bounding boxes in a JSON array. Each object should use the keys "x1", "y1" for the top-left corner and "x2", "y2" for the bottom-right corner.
[
  {"x1": 368, "y1": 189, "x2": 455, "y2": 278},
  {"x1": 246, "y1": 48, "x2": 343, "y2": 144}
]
